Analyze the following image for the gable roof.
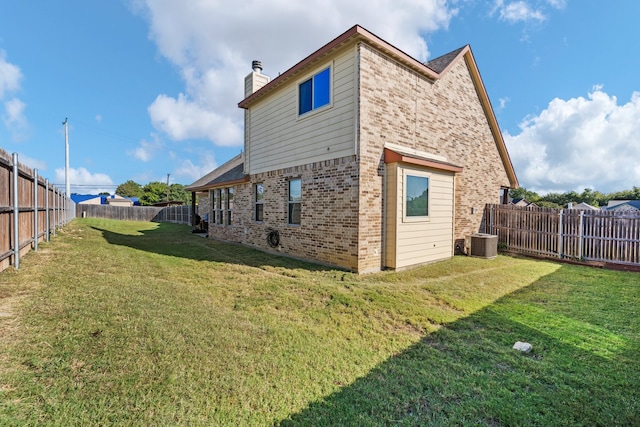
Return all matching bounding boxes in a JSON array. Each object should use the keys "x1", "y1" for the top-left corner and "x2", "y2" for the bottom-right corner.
[
  {"x1": 237, "y1": 25, "x2": 518, "y2": 188},
  {"x1": 603, "y1": 200, "x2": 640, "y2": 211},
  {"x1": 71, "y1": 194, "x2": 102, "y2": 204},
  {"x1": 185, "y1": 152, "x2": 248, "y2": 192},
  {"x1": 425, "y1": 46, "x2": 466, "y2": 73}
]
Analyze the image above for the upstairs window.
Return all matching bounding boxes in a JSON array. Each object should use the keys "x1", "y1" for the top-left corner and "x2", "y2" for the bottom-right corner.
[
  {"x1": 298, "y1": 67, "x2": 331, "y2": 115},
  {"x1": 288, "y1": 178, "x2": 301, "y2": 225}
]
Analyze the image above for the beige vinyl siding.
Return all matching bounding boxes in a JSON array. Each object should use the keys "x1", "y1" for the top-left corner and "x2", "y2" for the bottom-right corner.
[
  {"x1": 245, "y1": 47, "x2": 357, "y2": 174},
  {"x1": 385, "y1": 163, "x2": 455, "y2": 269}
]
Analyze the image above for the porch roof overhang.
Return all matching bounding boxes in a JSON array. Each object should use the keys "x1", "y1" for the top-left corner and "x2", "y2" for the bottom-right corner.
[
  {"x1": 188, "y1": 176, "x2": 250, "y2": 193},
  {"x1": 384, "y1": 147, "x2": 463, "y2": 173}
]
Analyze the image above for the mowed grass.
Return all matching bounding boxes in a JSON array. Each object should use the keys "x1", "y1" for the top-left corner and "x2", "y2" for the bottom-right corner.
[{"x1": 0, "y1": 218, "x2": 637, "y2": 426}]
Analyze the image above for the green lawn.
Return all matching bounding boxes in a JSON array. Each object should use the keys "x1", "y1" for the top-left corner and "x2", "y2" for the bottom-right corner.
[{"x1": 0, "y1": 218, "x2": 638, "y2": 426}]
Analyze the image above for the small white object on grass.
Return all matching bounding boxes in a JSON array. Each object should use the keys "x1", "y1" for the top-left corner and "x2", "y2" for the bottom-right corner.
[{"x1": 513, "y1": 341, "x2": 532, "y2": 353}]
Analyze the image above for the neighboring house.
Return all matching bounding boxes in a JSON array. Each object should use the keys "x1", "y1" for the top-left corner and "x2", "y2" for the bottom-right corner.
[
  {"x1": 602, "y1": 200, "x2": 640, "y2": 212},
  {"x1": 567, "y1": 202, "x2": 598, "y2": 210},
  {"x1": 187, "y1": 25, "x2": 518, "y2": 273},
  {"x1": 71, "y1": 194, "x2": 103, "y2": 205},
  {"x1": 104, "y1": 194, "x2": 134, "y2": 207},
  {"x1": 509, "y1": 198, "x2": 537, "y2": 208},
  {"x1": 71, "y1": 194, "x2": 139, "y2": 206}
]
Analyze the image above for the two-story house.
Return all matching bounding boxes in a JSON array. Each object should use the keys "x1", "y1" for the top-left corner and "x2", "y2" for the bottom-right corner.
[{"x1": 186, "y1": 25, "x2": 518, "y2": 273}]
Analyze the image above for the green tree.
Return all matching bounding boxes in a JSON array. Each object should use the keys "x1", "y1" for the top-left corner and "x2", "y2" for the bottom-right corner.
[
  {"x1": 116, "y1": 180, "x2": 143, "y2": 198},
  {"x1": 140, "y1": 181, "x2": 168, "y2": 206},
  {"x1": 536, "y1": 201, "x2": 562, "y2": 209},
  {"x1": 509, "y1": 187, "x2": 540, "y2": 202},
  {"x1": 168, "y1": 183, "x2": 192, "y2": 205}
]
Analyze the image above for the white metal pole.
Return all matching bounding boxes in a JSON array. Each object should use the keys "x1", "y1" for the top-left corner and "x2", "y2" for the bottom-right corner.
[{"x1": 63, "y1": 118, "x2": 70, "y2": 196}]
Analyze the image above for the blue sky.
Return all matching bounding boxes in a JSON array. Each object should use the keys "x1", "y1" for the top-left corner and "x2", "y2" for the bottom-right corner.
[{"x1": 0, "y1": 0, "x2": 638, "y2": 195}]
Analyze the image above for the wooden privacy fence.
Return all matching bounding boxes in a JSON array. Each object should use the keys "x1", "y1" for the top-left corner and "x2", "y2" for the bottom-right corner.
[
  {"x1": 77, "y1": 204, "x2": 193, "y2": 225},
  {"x1": 1, "y1": 150, "x2": 75, "y2": 273},
  {"x1": 485, "y1": 204, "x2": 640, "y2": 266}
]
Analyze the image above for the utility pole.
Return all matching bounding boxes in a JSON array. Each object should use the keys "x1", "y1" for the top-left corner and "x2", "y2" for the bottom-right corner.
[
  {"x1": 62, "y1": 118, "x2": 70, "y2": 196},
  {"x1": 166, "y1": 173, "x2": 170, "y2": 203}
]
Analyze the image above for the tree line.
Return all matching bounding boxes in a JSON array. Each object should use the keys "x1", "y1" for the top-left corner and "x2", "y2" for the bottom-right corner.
[
  {"x1": 114, "y1": 180, "x2": 192, "y2": 206},
  {"x1": 509, "y1": 186, "x2": 640, "y2": 209}
]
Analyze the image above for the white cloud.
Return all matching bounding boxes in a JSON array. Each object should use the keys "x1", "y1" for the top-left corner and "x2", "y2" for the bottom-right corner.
[
  {"x1": 128, "y1": 135, "x2": 164, "y2": 162},
  {"x1": 15, "y1": 152, "x2": 47, "y2": 172},
  {"x1": 148, "y1": 93, "x2": 242, "y2": 146},
  {"x1": 174, "y1": 152, "x2": 218, "y2": 183},
  {"x1": 3, "y1": 97, "x2": 29, "y2": 141},
  {"x1": 55, "y1": 167, "x2": 115, "y2": 194},
  {"x1": 0, "y1": 50, "x2": 28, "y2": 140},
  {"x1": 499, "y1": 97, "x2": 511, "y2": 109},
  {"x1": 546, "y1": 0, "x2": 567, "y2": 9},
  {"x1": 0, "y1": 50, "x2": 22, "y2": 99},
  {"x1": 492, "y1": 0, "x2": 546, "y2": 23},
  {"x1": 131, "y1": 0, "x2": 457, "y2": 147},
  {"x1": 504, "y1": 87, "x2": 640, "y2": 194}
]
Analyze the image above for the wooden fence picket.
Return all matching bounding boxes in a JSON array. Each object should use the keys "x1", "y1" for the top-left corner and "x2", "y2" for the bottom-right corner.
[{"x1": 486, "y1": 204, "x2": 640, "y2": 266}]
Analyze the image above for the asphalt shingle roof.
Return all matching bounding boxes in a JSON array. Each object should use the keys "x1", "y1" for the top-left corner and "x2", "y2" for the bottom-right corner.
[{"x1": 425, "y1": 46, "x2": 467, "y2": 73}]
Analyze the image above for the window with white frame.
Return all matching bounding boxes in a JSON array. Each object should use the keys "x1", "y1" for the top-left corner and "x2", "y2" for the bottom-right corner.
[
  {"x1": 255, "y1": 183, "x2": 264, "y2": 222},
  {"x1": 298, "y1": 67, "x2": 331, "y2": 115},
  {"x1": 288, "y1": 178, "x2": 301, "y2": 225}
]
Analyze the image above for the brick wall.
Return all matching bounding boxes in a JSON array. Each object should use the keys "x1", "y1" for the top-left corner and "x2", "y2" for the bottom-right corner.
[
  {"x1": 196, "y1": 194, "x2": 211, "y2": 221},
  {"x1": 207, "y1": 155, "x2": 360, "y2": 271},
  {"x1": 207, "y1": 42, "x2": 510, "y2": 273},
  {"x1": 358, "y1": 44, "x2": 510, "y2": 253}
]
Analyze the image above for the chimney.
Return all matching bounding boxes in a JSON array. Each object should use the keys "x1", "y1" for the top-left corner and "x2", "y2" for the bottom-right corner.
[{"x1": 245, "y1": 60, "x2": 270, "y2": 97}]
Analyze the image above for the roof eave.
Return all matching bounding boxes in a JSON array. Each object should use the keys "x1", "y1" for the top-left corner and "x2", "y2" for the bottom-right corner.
[
  {"x1": 384, "y1": 148, "x2": 463, "y2": 173},
  {"x1": 238, "y1": 25, "x2": 441, "y2": 109},
  {"x1": 188, "y1": 176, "x2": 250, "y2": 193}
]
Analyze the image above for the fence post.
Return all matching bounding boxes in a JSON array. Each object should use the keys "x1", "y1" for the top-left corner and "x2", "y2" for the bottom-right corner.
[
  {"x1": 45, "y1": 179, "x2": 50, "y2": 242},
  {"x1": 52, "y1": 187, "x2": 57, "y2": 236},
  {"x1": 12, "y1": 153, "x2": 20, "y2": 269},
  {"x1": 557, "y1": 210, "x2": 563, "y2": 259},
  {"x1": 33, "y1": 168, "x2": 38, "y2": 251},
  {"x1": 578, "y1": 211, "x2": 584, "y2": 260}
]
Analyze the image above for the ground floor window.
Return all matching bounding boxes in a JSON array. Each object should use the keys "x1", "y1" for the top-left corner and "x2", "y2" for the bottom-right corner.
[
  {"x1": 288, "y1": 178, "x2": 301, "y2": 225},
  {"x1": 404, "y1": 172, "x2": 430, "y2": 220},
  {"x1": 211, "y1": 187, "x2": 234, "y2": 225},
  {"x1": 210, "y1": 190, "x2": 217, "y2": 224},
  {"x1": 226, "y1": 188, "x2": 234, "y2": 225},
  {"x1": 255, "y1": 183, "x2": 264, "y2": 222}
]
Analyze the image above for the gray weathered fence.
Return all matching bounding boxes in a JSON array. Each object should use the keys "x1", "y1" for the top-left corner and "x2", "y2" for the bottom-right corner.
[
  {"x1": 485, "y1": 204, "x2": 640, "y2": 266},
  {"x1": 77, "y1": 204, "x2": 193, "y2": 225},
  {"x1": 1, "y1": 149, "x2": 75, "y2": 272}
]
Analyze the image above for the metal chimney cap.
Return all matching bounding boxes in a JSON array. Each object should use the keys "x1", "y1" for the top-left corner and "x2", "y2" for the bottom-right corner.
[{"x1": 252, "y1": 60, "x2": 263, "y2": 73}]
